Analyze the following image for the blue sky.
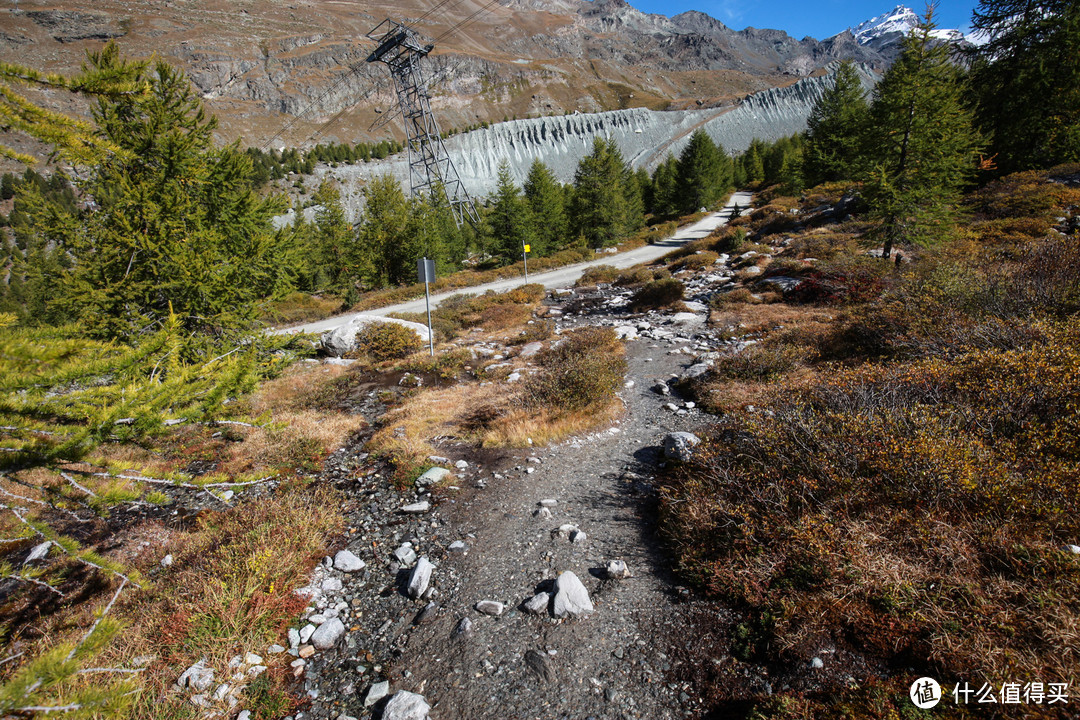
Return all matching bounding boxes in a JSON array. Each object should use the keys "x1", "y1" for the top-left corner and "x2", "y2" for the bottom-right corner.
[{"x1": 626, "y1": 1, "x2": 979, "y2": 40}]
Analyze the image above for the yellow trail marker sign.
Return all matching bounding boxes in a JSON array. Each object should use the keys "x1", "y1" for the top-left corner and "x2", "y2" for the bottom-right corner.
[{"x1": 523, "y1": 244, "x2": 531, "y2": 253}]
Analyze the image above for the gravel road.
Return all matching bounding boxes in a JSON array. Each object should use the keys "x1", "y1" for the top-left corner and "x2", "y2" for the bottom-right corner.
[{"x1": 273, "y1": 191, "x2": 752, "y2": 337}]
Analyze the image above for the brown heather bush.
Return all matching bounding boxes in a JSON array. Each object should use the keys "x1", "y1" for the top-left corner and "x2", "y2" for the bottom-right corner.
[
  {"x1": 576, "y1": 264, "x2": 620, "y2": 286},
  {"x1": 710, "y1": 287, "x2": 757, "y2": 307},
  {"x1": 674, "y1": 250, "x2": 719, "y2": 272},
  {"x1": 351, "y1": 322, "x2": 423, "y2": 361},
  {"x1": 629, "y1": 278, "x2": 684, "y2": 310},
  {"x1": 520, "y1": 327, "x2": 626, "y2": 414},
  {"x1": 613, "y1": 266, "x2": 654, "y2": 286}
]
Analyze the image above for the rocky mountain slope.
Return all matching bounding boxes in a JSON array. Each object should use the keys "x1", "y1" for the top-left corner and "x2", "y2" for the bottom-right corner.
[
  {"x1": 317, "y1": 66, "x2": 876, "y2": 213},
  {"x1": 3, "y1": 0, "x2": 900, "y2": 150}
]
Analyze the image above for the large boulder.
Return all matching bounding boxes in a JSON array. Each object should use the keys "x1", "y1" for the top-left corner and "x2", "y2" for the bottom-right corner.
[{"x1": 320, "y1": 315, "x2": 431, "y2": 358}]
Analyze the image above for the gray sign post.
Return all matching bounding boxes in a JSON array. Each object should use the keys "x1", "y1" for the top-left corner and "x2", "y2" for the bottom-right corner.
[{"x1": 418, "y1": 257, "x2": 436, "y2": 356}]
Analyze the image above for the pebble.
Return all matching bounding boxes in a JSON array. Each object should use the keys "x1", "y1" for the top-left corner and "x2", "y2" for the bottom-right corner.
[
  {"x1": 401, "y1": 501, "x2": 431, "y2": 514},
  {"x1": 1066, "y1": 544, "x2": 1080, "y2": 554},
  {"x1": 606, "y1": 559, "x2": 631, "y2": 579},
  {"x1": 475, "y1": 600, "x2": 505, "y2": 616},
  {"x1": 811, "y1": 657, "x2": 824, "y2": 669},
  {"x1": 299, "y1": 624, "x2": 316, "y2": 644},
  {"x1": 534, "y1": 507, "x2": 553, "y2": 519},
  {"x1": 663, "y1": 432, "x2": 701, "y2": 462},
  {"x1": 161, "y1": 554, "x2": 173, "y2": 567},
  {"x1": 523, "y1": 592, "x2": 550, "y2": 615},
  {"x1": 416, "y1": 467, "x2": 451, "y2": 486},
  {"x1": 538, "y1": 499, "x2": 558, "y2": 507},
  {"x1": 288, "y1": 628, "x2": 301, "y2": 648},
  {"x1": 408, "y1": 556, "x2": 433, "y2": 599},
  {"x1": 452, "y1": 616, "x2": 474, "y2": 640},
  {"x1": 176, "y1": 660, "x2": 214, "y2": 692},
  {"x1": 267, "y1": 644, "x2": 285, "y2": 654},
  {"x1": 394, "y1": 544, "x2": 418, "y2": 566},
  {"x1": 298, "y1": 645, "x2": 315, "y2": 659},
  {"x1": 455, "y1": 460, "x2": 469, "y2": 469},
  {"x1": 570, "y1": 529, "x2": 587, "y2": 544}
]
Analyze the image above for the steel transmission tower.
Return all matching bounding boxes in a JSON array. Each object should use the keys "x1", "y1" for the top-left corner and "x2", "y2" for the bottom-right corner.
[{"x1": 366, "y1": 19, "x2": 479, "y2": 226}]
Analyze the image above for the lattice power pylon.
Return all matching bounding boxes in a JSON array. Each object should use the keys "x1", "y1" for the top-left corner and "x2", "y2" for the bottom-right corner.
[{"x1": 366, "y1": 19, "x2": 479, "y2": 227}]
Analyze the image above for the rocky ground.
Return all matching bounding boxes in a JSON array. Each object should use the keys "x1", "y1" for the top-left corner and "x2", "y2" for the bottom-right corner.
[{"x1": 175, "y1": 241, "x2": 792, "y2": 720}]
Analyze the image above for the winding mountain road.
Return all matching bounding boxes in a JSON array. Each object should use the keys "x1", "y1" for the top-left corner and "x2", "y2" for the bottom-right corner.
[{"x1": 274, "y1": 191, "x2": 752, "y2": 336}]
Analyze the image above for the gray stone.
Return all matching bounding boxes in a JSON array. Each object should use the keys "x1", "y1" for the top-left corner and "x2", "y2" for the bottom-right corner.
[
  {"x1": 663, "y1": 432, "x2": 701, "y2": 462},
  {"x1": 762, "y1": 276, "x2": 804, "y2": 293},
  {"x1": 334, "y1": 549, "x2": 365, "y2": 572},
  {"x1": 670, "y1": 312, "x2": 704, "y2": 326},
  {"x1": 408, "y1": 556, "x2": 433, "y2": 599},
  {"x1": 363, "y1": 680, "x2": 390, "y2": 708},
  {"x1": 525, "y1": 649, "x2": 556, "y2": 683},
  {"x1": 299, "y1": 624, "x2": 316, "y2": 644},
  {"x1": 523, "y1": 592, "x2": 550, "y2": 614},
  {"x1": 454, "y1": 459, "x2": 469, "y2": 469},
  {"x1": 311, "y1": 618, "x2": 345, "y2": 650},
  {"x1": 382, "y1": 690, "x2": 431, "y2": 720},
  {"x1": 160, "y1": 554, "x2": 174, "y2": 567},
  {"x1": 448, "y1": 540, "x2": 467, "y2": 552},
  {"x1": 321, "y1": 577, "x2": 343, "y2": 594},
  {"x1": 652, "y1": 382, "x2": 670, "y2": 395},
  {"x1": 400, "y1": 501, "x2": 431, "y2": 514},
  {"x1": 475, "y1": 600, "x2": 505, "y2": 616},
  {"x1": 452, "y1": 616, "x2": 474, "y2": 640},
  {"x1": 237, "y1": 712, "x2": 251, "y2": 720},
  {"x1": 288, "y1": 628, "x2": 301, "y2": 648},
  {"x1": 606, "y1": 560, "x2": 631, "y2": 579},
  {"x1": 538, "y1": 499, "x2": 558, "y2": 507},
  {"x1": 320, "y1": 316, "x2": 431, "y2": 358},
  {"x1": 552, "y1": 571, "x2": 594, "y2": 618},
  {"x1": 177, "y1": 659, "x2": 215, "y2": 692},
  {"x1": 533, "y1": 507, "x2": 553, "y2": 520},
  {"x1": 682, "y1": 363, "x2": 711, "y2": 380},
  {"x1": 570, "y1": 529, "x2": 587, "y2": 544},
  {"x1": 1066, "y1": 544, "x2": 1080, "y2": 555},
  {"x1": 394, "y1": 544, "x2": 418, "y2": 566},
  {"x1": 520, "y1": 341, "x2": 544, "y2": 358},
  {"x1": 811, "y1": 657, "x2": 824, "y2": 669},
  {"x1": 683, "y1": 300, "x2": 709, "y2": 312},
  {"x1": 613, "y1": 325, "x2": 638, "y2": 340},
  {"x1": 267, "y1": 644, "x2": 286, "y2": 654},
  {"x1": 416, "y1": 467, "x2": 451, "y2": 486}
]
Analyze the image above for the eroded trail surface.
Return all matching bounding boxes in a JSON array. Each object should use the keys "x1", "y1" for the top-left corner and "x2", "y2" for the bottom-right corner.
[{"x1": 292, "y1": 205, "x2": 758, "y2": 720}]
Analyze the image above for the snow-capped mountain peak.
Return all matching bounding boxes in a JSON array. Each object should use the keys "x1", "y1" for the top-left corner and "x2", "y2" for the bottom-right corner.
[{"x1": 850, "y1": 5, "x2": 965, "y2": 46}]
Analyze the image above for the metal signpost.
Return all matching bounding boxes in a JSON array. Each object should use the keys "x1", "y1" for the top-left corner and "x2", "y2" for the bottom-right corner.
[
  {"x1": 523, "y1": 243, "x2": 530, "y2": 283},
  {"x1": 418, "y1": 257, "x2": 436, "y2": 356}
]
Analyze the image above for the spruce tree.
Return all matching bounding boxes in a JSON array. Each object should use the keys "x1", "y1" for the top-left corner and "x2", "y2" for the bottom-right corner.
[
  {"x1": 969, "y1": 0, "x2": 1080, "y2": 173},
  {"x1": 803, "y1": 60, "x2": 870, "y2": 186},
  {"x1": 358, "y1": 174, "x2": 409, "y2": 287},
  {"x1": 744, "y1": 140, "x2": 766, "y2": 184},
  {"x1": 650, "y1": 154, "x2": 680, "y2": 217},
  {"x1": 862, "y1": 7, "x2": 981, "y2": 259},
  {"x1": 523, "y1": 159, "x2": 567, "y2": 256},
  {"x1": 570, "y1": 138, "x2": 640, "y2": 248},
  {"x1": 310, "y1": 182, "x2": 359, "y2": 295},
  {"x1": 675, "y1": 130, "x2": 729, "y2": 213},
  {"x1": 487, "y1": 161, "x2": 534, "y2": 263}
]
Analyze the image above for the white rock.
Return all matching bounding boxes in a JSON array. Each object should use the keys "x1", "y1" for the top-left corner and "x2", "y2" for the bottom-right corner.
[
  {"x1": 663, "y1": 432, "x2": 701, "y2": 462},
  {"x1": 320, "y1": 315, "x2": 431, "y2": 358},
  {"x1": 334, "y1": 549, "x2": 366, "y2": 572},
  {"x1": 237, "y1": 712, "x2": 252, "y2": 720},
  {"x1": 570, "y1": 529, "x2": 587, "y2": 544},
  {"x1": 533, "y1": 507, "x2": 553, "y2": 520},
  {"x1": 448, "y1": 540, "x2": 467, "y2": 552},
  {"x1": 606, "y1": 560, "x2": 631, "y2": 579},
  {"x1": 811, "y1": 657, "x2": 824, "y2": 669},
  {"x1": 322, "y1": 577, "x2": 343, "y2": 593},
  {"x1": 538, "y1": 499, "x2": 558, "y2": 507},
  {"x1": 552, "y1": 571, "x2": 594, "y2": 618},
  {"x1": 382, "y1": 690, "x2": 431, "y2": 720},
  {"x1": 160, "y1": 554, "x2": 174, "y2": 567},
  {"x1": 455, "y1": 460, "x2": 469, "y2": 469},
  {"x1": 177, "y1": 659, "x2": 215, "y2": 692},
  {"x1": 475, "y1": 600, "x2": 505, "y2": 616},
  {"x1": 309, "y1": 613, "x2": 327, "y2": 625},
  {"x1": 23, "y1": 541, "x2": 51, "y2": 564},
  {"x1": 311, "y1": 618, "x2": 346, "y2": 650},
  {"x1": 557, "y1": 523, "x2": 578, "y2": 536},
  {"x1": 452, "y1": 616, "x2": 474, "y2": 639},
  {"x1": 394, "y1": 544, "x2": 418, "y2": 566},
  {"x1": 1066, "y1": 544, "x2": 1080, "y2": 555},
  {"x1": 267, "y1": 644, "x2": 285, "y2": 654},
  {"x1": 523, "y1": 592, "x2": 550, "y2": 614},
  {"x1": 364, "y1": 680, "x2": 390, "y2": 707},
  {"x1": 288, "y1": 628, "x2": 301, "y2": 648},
  {"x1": 248, "y1": 665, "x2": 268, "y2": 677},
  {"x1": 243, "y1": 652, "x2": 263, "y2": 666},
  {"x1": 408, "y1": 556, "x2": 433, "y2": 599},
  {"x1": 401, "y1": 501, "x2": 431, "y2": 514},
  {"x1": 299, "y1": 624, "x2": 316, "y2": 644}
]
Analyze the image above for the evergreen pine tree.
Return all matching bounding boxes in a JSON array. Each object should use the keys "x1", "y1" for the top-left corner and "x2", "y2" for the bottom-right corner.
[
  {"x1": 523, "y1": 159, "x2": 566, "y2": 256},
  {"x1": 744, "y1": 140, "x2": 766, "y2": 184},
  {"x1": 969, "y1": 0, "x2": 1080, "y2": 173},
  {"x1": 803, "y1": 60, "x2": 870, "y2": 186},
  {"x1": 862, "y1": 7, "x2": 982, "y2": 259},
  {"x1": 358, "y1": 174, "x2": 409, "y2": 287},
  {"x1": 311, "y1": 182, "x2": 359, "y2": 295},
  {"x1": 650, "y1": 154, "x2": 680, "y2": 217}
]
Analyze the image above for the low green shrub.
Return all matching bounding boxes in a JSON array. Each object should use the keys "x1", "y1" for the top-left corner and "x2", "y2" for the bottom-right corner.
[{"x1": 520, "y1": 327, "x2": 626, "y2": 413}]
